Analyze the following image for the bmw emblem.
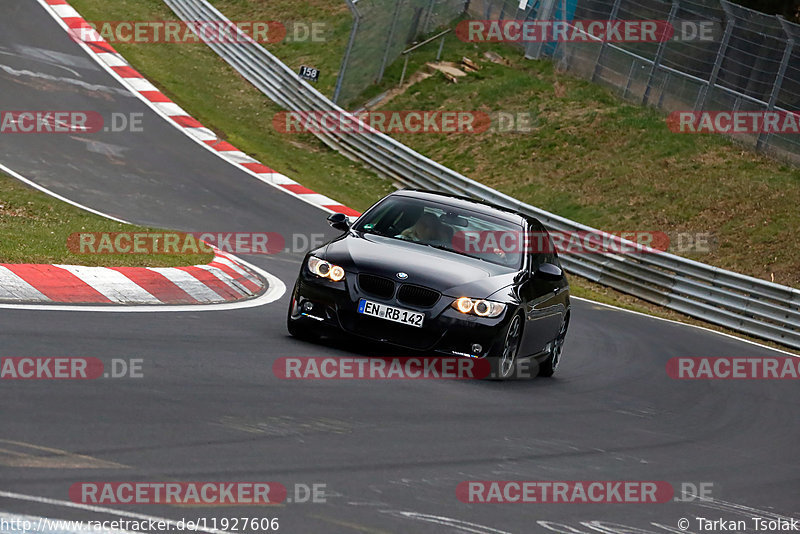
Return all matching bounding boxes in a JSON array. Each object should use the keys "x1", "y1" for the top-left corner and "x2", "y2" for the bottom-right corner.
[{"x1": 396, "y1": 272, "x2": 409, "y2": 280}]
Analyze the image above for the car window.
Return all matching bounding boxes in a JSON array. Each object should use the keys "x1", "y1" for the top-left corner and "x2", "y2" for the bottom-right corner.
[{"x1": 355, "y1": 196, "x2": 524, "y2": 268}]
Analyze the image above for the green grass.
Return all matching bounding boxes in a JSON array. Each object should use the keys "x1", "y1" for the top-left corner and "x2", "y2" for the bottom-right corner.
[{"x1": 0, "y1": 173, "x2": 213, "y2": 267}]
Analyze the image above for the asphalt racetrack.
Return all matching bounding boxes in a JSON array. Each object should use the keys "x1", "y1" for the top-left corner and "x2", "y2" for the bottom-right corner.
[{"x1": 0, "y1": 2, "x2": 798, "y2": 533}]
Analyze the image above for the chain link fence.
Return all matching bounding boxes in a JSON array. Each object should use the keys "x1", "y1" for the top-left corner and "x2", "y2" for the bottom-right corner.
[
  {"x1": 334, "y1": 0, "x2": 468, "y2": 106},
  {"x1": 468, "y1": 0, "x2": 800, "y2": 163}
]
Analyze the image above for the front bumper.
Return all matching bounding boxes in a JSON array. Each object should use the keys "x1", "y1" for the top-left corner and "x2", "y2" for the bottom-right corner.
[{"x1": 289, "y1": 270, "x2": 512, "y2": 357}]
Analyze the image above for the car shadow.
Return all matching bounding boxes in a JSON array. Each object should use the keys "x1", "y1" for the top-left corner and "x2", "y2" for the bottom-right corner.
[{"x1": 285, "y1": 332, "x2": 557, "y2": 384}]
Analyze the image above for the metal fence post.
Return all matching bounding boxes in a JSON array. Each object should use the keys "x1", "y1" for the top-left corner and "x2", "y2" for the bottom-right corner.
[
  {"x1": 553, "y1": 0, "x2": 570, "y2": 70},
  {"x1": 643, "y1": 0, "x2": 679, "y2": 105},
  {"x1": 377, "y1": 0, "x2": 404, "y2": 84},
  {"x1": 694, "y1": 1, "x2": 734, "y2": 112},
  {"x1": 333, "y1": 0, "x2": 361, "y2": 104},
  {"x1": 422, "y1": 0, "x2": 436, "y2": 34},
  {"x1": 622, "y1": 60, "x2": 637, "y2": 99},
  {"x1": 756, "y1": 16, "x2": 794, "y2": 152},
  {"x1": 436, "y1": 32, "x2": 447, "y2": 60},
  {"x1": 484, "y1": 0, "x2": 495, "y2": 19},
  {"x1": 498, "y1": 0, "x2": 508, "y2": 20},
  {"x1": 591, "y1": 0, "x2": 623, "y2": 82}
]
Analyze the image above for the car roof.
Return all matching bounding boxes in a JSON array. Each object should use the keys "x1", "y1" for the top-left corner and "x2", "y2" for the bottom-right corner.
[{"x1": 390, "y1": 189, "x2": 531, "y2": 226}]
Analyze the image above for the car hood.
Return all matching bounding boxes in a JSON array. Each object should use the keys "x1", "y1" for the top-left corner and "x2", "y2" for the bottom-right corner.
[{"x1": 320, "y1": 233, "x2": 519, "y2": 299}]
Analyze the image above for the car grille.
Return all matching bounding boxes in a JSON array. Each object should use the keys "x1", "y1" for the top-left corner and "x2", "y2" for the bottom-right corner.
[
  {"x1": 358, "y1": 274, "x2": 395, "y2": 299},
  {"x1": 397, "y1": 284, "x2": 440, "y2": 308}
]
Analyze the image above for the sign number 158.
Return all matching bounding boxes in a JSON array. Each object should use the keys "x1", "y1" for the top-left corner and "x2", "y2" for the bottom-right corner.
[{"x1": 299, "y1": 66, "x2": 320, "y2": 82}]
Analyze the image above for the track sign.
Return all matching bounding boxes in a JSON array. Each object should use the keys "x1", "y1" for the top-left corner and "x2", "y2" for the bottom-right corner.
[{"x1": 299, "y1": 66, "x2": 320, "y2": 83}]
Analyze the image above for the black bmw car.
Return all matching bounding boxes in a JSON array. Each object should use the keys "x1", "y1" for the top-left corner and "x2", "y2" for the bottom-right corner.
[{"x1": 287, "y1": 190, "x2": 570, "y2": 379}]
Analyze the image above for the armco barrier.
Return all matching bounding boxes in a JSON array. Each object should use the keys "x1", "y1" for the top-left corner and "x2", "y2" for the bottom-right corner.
[{"x1": 163, "y1": 0, "x2": 800, "y2": 350}]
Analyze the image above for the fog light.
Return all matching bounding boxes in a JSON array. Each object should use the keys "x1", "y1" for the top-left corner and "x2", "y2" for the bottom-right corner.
[
  {"x1": 303, "y1": 301, "x2": 314, "y2": 312},
  {"x1": 471, "y1": 344, "x2": 483, "y2": 354}
]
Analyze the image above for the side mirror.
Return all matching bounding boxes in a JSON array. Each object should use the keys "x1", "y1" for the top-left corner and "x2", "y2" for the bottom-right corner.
[
  {"x1": 535, "y1": 262, "x2": 563, "y2": 281},
  {"x1": 327, "y1": 213, "x2": 351, "y2": 232}
]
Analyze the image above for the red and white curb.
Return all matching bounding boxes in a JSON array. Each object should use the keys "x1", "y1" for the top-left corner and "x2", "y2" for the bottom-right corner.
[
  {"x1": 40, "y1": 0, "x2": 360, "y2": 219},
  {"x1": 0, "y1": 250, "x2": 264, "y2": 305}
]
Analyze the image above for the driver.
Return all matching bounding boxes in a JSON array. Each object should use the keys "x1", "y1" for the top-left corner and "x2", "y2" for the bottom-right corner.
[{"x1": 398, "y1": 212, "x2": 448, "y2": 243}]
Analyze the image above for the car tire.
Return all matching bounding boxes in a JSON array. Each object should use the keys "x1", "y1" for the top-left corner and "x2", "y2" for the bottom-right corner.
[
  {"x1": 490, "y1": 312, "x2": 524, "y2": 380},
  {"x1": 538, "y1": 315, "x2": 568, "y2": 378}
]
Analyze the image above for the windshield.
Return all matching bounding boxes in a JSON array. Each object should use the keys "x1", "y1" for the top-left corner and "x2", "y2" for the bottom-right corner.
[{"x1": 354, "y1": 196, "x2": 525, "y2": 268}]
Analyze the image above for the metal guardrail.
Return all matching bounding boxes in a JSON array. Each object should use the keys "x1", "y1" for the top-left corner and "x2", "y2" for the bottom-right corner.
[{"x1": 164, "y1": 0, "x2": 800, "y2": 350}]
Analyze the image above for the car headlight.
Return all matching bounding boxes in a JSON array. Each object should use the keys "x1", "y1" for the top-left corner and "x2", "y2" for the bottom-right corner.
[
  {"x1": 307, "y1": 256, "x2": 346, "y2": 282},
  {"x1": 452, "y1": 297, "x2": 505, "y2": 318}
]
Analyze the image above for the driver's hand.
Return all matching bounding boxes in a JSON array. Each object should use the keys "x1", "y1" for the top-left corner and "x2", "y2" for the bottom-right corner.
[{"x1": 491, "y1": 247, "x2": 507, "y2": 259}]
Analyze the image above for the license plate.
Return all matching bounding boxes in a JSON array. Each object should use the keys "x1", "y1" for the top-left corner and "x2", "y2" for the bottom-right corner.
[{"x1": 358, "y1": 299, "x2": 424, "y2": 328}]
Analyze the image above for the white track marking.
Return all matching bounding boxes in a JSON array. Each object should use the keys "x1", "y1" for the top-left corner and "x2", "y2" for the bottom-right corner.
[
  {"x1": 0, "y1": 267, "x2": 50, "y2": 302},
  {"x1": 151, "y1": 102, "x2": 187, "y2": 117},
  {"x1": 0, "y1": 163, "x2": 129, "y2": 224},
  {"x1": 573, "y1": 296, "x2": 799, "y2": 357},
  {"x1": 258, "y1": 173, "x2": 297, "y2": 185},
  {"x1": 219, "y1": 152, "x2": 259, "y2": 165},
  {"x1": 182, "y1": 127, "x2": 217, "y2": 141},
  {"x1": 49, "y1": 4, "x2": 80, "y2": 17},
  {"x1": 0, "y1": 491, "x2": 228, "y2": 534},
  {"x1": 54, "y1": 265, "x2": 161, "y2": 304},
  {"x1": 299, "y1": 193, "x2": 339, "y2": 206},
  {"x1": 124, "y1": 78, "x2": 158, "y2": 92},
  {"x1": 95, "y1": 53, "x2": 126, "y2": 67}
]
